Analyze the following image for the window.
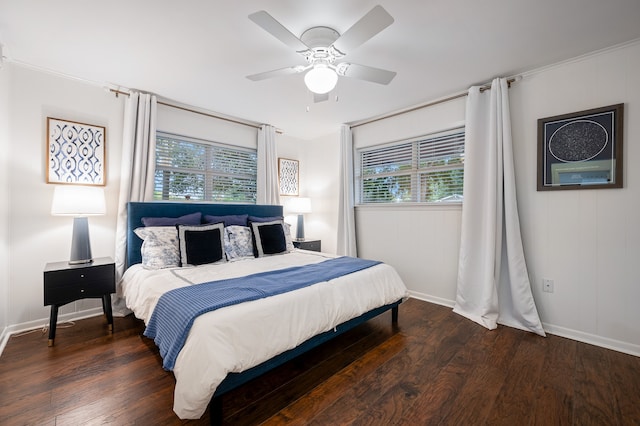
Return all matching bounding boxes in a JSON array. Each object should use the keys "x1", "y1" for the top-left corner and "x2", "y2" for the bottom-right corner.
[
  {"x1": 154, "y1": 133, "x2": 257, "y2": 203},
  {"x1": 356, "y1": 128, "x2": 465, "y2": 204}
]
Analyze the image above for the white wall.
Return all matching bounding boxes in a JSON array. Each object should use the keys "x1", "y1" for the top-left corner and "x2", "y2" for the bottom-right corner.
[
  {"x1": 4, "y1": 64, "x2": 124, "y2": 332},
  {"x1": 0, "y1": 62, "x2": 11, "y2": 338},
  {"x1": 511, "y1": 41, "x2": 640, "y2": 354},
  {"x1": 351, "y1": 97, "x2": 466, "y2": 306},
  {"x1": 156, "y1": 103, "x2": 258, "y2": 149},
  {"x1": 277, "y1": 131, "x2": 341, "y2": 254},
  {"x1": 348, "y1": 40, "x2": 640, "y2": 355}
]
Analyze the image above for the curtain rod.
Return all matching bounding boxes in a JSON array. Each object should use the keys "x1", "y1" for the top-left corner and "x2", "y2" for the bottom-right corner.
[
  {"x1": 109, "y1": 88, "x2": 264, "y2": 131},
  {"x1": 350, "y1": 77, "x2": 519, "y2": 129}
]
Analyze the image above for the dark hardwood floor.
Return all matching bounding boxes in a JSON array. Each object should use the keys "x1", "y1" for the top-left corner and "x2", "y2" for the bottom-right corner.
[{"x1": 1, "y1": 298, "x2": 639, "y2": 425}]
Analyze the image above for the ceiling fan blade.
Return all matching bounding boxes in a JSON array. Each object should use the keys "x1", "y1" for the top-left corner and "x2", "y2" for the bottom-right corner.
[
  {"x1": 249, "y1": 11, "x2": 310, "y2": 52},
  {"x1": 339, "y1": 63, "x2": 396, "y2": 85},
  {"x1": 247, "y1": 66, "x2": 304, "y2": 81},
  {"x1": 332, "y1": 5, "x2": 394, "y2": 55},
  {"x1": 314, "y1": 93, "x2": 329, "y2": 103}
]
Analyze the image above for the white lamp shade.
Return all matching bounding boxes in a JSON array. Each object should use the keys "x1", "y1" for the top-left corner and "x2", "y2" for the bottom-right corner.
[
  {"x1": 288, "y1": 197, "x2": 312, "y2": 214},
  {"x1": 51, "y1": 186, "x2": 106, "y2": 216},
  {"x1": 304, "y1": 66, "x2": 338, "y2": 94}
]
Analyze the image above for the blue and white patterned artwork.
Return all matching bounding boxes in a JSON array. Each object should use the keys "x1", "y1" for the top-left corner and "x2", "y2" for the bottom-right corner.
[
  {"x1": 47, "y1": 117, "x2": 106, "y2": 185},
  {"x1": 279, "y1": 158, "x2": 299, "y2": 196}
]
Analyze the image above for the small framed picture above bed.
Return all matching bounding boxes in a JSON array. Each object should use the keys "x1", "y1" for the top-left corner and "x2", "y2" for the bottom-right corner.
[
  {"x1": 46, "y1": 117, "x2": 106, "y2": 186},
  {"x1": 278, "y1": 157, "x2": 299, "y2": 196}
]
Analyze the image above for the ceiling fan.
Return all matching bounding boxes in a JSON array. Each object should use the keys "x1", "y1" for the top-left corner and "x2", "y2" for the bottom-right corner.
[{"x1": 246, "y1": 5, "x2": 397, "y2": 101}]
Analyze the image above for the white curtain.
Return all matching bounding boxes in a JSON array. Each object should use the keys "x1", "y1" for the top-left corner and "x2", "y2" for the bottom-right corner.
[
  {"x1": 337, "y1": 125, "x2": 357, "y2": 257},
  {"x1": 112, "y1": 92, "x2": 157, "y2": 316},
  {"x1": 257, "y1": 124, "x2": 280, "y2": 205},
  {"x1": 453, "y1": 78, "x2": 545, "y2": 337}
]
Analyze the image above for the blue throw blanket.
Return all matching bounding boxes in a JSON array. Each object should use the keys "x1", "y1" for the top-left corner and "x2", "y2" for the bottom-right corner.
[{"x1": 144, "y1": 256, "x2": 381, "y2": 370}]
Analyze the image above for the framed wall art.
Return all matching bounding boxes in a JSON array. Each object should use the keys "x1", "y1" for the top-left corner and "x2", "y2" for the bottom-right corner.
[
  {"x1": 537, "y1": 103, "x2": 623, "y2": 191},
  {"x1": 278, "y1": 157, "x2": 299, "y2": 196},
  {"x1": 47, "y1": 117, "x2": 106, "y2": 186}
]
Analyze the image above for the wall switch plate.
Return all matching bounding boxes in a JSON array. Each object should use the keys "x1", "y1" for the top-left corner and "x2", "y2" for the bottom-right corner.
[{"x1": 543, "y1": 278, "x2": 554, "y2": 293}]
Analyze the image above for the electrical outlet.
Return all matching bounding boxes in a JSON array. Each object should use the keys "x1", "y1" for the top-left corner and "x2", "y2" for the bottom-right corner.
[{"x1": 542, "y1": 278, "x2": 554, "y2": 293}]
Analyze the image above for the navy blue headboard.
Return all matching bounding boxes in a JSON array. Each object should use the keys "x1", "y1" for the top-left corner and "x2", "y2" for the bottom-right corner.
[{"x1": 126, "y1": 202, "x2": 283, "y2": 268}]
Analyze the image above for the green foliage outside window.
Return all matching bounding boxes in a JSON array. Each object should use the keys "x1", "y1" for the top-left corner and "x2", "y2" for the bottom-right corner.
[{"x1": 154, "y1": 134, "x2": 257, "y2": 203}]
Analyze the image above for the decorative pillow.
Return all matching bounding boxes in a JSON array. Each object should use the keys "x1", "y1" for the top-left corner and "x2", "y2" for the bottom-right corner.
[
  {"x1": 248, "y1": 215, "x2": 284, "y2": 223},
  {"x1": 204, "y1": 214, "x2": 248, "y2": 227},
  {"x1": 177, "y1": 223, "x2": 226, "y2": 266},
  {"x1": 224, "y1": 225, "x2": 254, "y2": 261},
  {"x1": 141, "y1": 212, "x2": 202, "y2": 227},
  {"x1": 250, "y1": 220, "x2": 288, "y2": 257},
  {"x1": 283, "y1": 222, "x2": 295, "y2": 252},
  {"x1": 133, "y1": 227, "x2": 180, "y2": 269}
]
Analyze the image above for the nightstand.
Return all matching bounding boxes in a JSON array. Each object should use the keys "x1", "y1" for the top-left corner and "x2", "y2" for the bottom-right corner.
[
  {"x1": 43, "y1": 256, "x2": 115, "y2": 346},
  {"x1": 293, "y1": 239, "x2": 321, "y2": 252}
]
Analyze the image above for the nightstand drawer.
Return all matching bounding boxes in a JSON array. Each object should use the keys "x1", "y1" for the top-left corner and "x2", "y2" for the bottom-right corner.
[
  {"x1": 293, "y1": 239, "x2": 321, "y2": 252},
  {"x1": 44, "y1": 263, "x2": 115, "y2": 306}
]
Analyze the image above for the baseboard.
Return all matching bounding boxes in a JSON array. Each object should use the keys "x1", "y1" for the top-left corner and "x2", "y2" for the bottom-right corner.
[
  {"x1": 542, "y1": 322, "x2": 640, "y2": 358},
  {"x1": 408, "y1": 291, "x2": 455, "y2": 308},
  {"x1": 407, "y1": 292, "x2": 639, "y2": 358},
  {"x1": 0, "y1": 307, "x2": 104, "y2": 357}
]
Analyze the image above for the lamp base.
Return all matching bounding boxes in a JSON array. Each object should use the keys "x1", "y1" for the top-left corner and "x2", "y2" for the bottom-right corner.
[
  {"x1": 69, "y1": 217, "x2": 93, "y2": 265},
  {"x1": 296, "y1": 214, "x2": 305, "y2": 241}
]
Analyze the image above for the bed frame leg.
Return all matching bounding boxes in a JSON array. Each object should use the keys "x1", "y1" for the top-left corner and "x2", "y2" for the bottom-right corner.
[
  {"x1": 209, "y1": 396, "x2": 223, "y2": 426},
  {"x1": 392, "y1": 306, "x2": 399, "y2": 324}
]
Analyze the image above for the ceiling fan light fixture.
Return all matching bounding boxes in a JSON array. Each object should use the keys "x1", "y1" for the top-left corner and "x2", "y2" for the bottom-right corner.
[{"x1": 304, "y1": 65, "x2": 338, "y2": 94}]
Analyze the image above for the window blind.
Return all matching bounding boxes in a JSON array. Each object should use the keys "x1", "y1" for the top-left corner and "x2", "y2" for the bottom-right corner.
[
  {"x1": 154, "y1": 133, "x2": 257, "y2": 203},
  {"x1": 357, "y1": 128, "x2": 465, "y2": 204}
]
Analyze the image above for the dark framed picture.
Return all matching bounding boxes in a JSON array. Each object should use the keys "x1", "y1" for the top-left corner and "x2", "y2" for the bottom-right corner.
[
  {"x1": 47, "y1": 117, "x2": 106, "y2": 185},
  {"x1": 278, "y1": 158, "x2": 299, "y2": 196},
  {"x1": 537, "y1": 104, "x2": 623, "y2": 191}
]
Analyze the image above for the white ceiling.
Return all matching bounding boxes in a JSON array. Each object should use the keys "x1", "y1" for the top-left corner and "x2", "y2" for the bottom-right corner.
[{"x1": 2, "y1": 0, "x2": 640, "y2": 140}]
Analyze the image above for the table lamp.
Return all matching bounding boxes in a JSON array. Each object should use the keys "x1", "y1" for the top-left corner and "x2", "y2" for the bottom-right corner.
[
  {"x1": 51, "y1": 186, "x2": 106, "y2": 264},
  {"x1": 287, "y1": 197, "x2": 312, "y2": 241}
]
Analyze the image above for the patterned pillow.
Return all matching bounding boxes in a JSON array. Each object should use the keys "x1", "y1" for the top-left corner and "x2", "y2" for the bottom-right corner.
[
  {"x1": 133, "y1": 227, "x2": 180, "y2": 269},
  {"x1": 283, "y1": 222, "x2": 295, "y2": 252},
  {"x1": 224, "y1": 226, "x2": 254, "y2": 261}
]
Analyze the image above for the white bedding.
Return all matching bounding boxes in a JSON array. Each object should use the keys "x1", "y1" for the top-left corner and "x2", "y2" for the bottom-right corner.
[{"x1": 121, "y1": 250, "x2": 408, "y2": 419}]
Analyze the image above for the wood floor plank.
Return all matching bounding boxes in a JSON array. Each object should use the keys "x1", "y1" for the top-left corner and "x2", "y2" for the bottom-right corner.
[
  {"x1": 399, "y1": 322, "x2": 523, "y2": 426},
  {"x1": 573, "y1": 342, "x2": 620, "y2": 425},
  {"x1": 607, "y1": 349, "x2": 640, "y2": 424},
  {"x1": 260, "y1": 332, "x2": 408, "y2": 425},
  {"x1": 482, "y1": 333, "x2": 548, "y2": 426},
  {"x1": 354, "y1": 317, "x2": 481, "y2": 425},
  {"x1": 529, "y1": 335, "x2": 577, "y2": 426},
  {"x1": 1, "y1": 298, "x2": 639, "y2": 426},
  {"x1": 307, "y1": 309, "x2": 471, "y2": 425},
  {"x1": 409, "y1": 325, "x2": 507, "y2": 425}
]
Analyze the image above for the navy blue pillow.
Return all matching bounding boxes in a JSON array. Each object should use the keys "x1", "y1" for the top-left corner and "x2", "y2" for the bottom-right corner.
[
  {"x1": 203, "y1": 214, "x2": 248, "y2": 227},
  {"x1": 177, "y1": 223, "x2": 225, "y2": 266},
  {"x1": 250, "y1": 220, "x2": 287, "y2": 257},
  {"x1": 142, "y1": 212, "x2": 202, "y2": 227},
  {"x1": 248, "y1": 215, "x2": 284, "y2": 223}
]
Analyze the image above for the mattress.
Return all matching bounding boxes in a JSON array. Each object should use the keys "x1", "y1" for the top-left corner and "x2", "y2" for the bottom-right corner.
[{"x1": 121, "y1": 250, "x2": 408, "y2": 419}]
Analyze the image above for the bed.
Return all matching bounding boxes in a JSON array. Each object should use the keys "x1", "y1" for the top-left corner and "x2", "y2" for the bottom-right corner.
[{"x1": 121, "y1": 201, "x2": 408, "y2": 423}]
